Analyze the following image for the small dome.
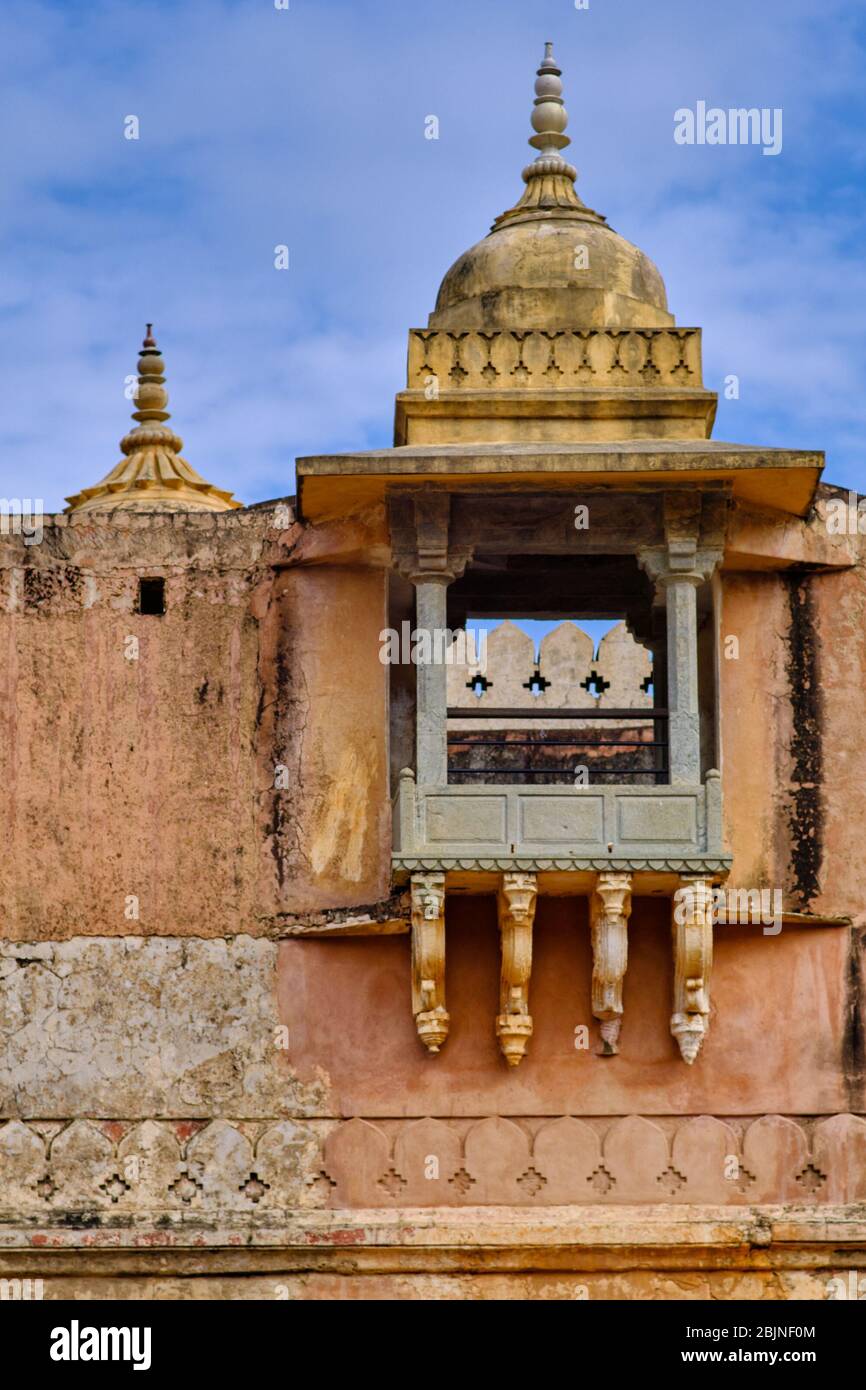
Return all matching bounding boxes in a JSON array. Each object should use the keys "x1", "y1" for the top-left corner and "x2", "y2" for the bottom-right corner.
[
  {"x1": 428, "y1": 45, "x2": 673, "y2": 333},
  {"x1": 65, "y1": 326, "x2": 240, "y2": 514},
  {"x1": 430, "y1": 216, "x2": 672, "y2": 331}
]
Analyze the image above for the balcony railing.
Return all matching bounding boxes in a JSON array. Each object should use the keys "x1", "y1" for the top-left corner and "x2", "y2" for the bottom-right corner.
[{"x1": 447, "y1": 706, "x2": 668, "y2": 785}]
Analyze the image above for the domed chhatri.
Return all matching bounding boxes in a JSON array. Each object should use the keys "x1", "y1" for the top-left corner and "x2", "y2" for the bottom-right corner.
[
  {"x1": 65, "y1": 326, "x2": 240, "y2": 514},
  {"x1": 430, "y1": 43, "x2": 672, "y2": 332}
]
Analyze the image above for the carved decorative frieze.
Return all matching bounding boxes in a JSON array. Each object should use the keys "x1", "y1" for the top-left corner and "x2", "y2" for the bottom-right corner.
[
  {"x1": 496, "y1": 872, "x2": 537, "y2": 1066},
  {"x1": 319, "y1": 1112, "x2": 865, "y2": 1209},
  {"x1": 410, "y1": 873, "x2": 449, "y2": 1053},
  {"x1": 590, "y1": 872, "x2": 633, "y2": 1054},
  {"x1": 3, "y1": 1113, "x2": 865, "y2": 1216},
  {"x1": 405, "y1": 328, "x2": 704, "y2": 392},
  {"x1": 671, "y1": 876, "x2": 714, "y2": 1063}
]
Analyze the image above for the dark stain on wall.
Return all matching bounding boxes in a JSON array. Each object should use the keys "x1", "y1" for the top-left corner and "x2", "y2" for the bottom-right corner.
[
  {"x1": 258, "y1": 580, "x2": 307, "y2": 896},
  {"x1": 267, "y1": 646, "x2": 293, "y2": 889},
  {"x1": 783, "y1": 570, "x2": 824, "y2": 910},
  {"x1": 23, "y1": 565, "x2": 81, "y2": 609},
  {"x1": 843, "y1": 927, "x2": 866, "y2": 1111}
]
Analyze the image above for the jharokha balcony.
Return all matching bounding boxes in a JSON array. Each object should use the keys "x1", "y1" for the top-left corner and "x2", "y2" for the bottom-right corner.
[
  {"x1": 389, "y1": 490, "x2": 730, "y2": 882},
  {"x1": 384, "y1": 485, "x2": 732, "y2": 1068}
]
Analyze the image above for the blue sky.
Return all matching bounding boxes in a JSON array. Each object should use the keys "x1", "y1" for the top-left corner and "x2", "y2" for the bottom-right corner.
[{"x1": 1, "y1": 0, "x2": 865, "y2": 512}]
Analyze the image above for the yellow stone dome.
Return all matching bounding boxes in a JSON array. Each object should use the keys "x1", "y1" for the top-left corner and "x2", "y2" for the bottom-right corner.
[
  {"x1": 430, "y1": 215, "x2": 672, "y2": 332},
  {"x1": 428, "y1": 45, "x2": 673, "y2": 333}
]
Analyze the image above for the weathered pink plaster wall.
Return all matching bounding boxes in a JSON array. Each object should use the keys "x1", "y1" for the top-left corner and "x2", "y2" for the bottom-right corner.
[
  {"x1": 277, "y1": 896, "x2": 855, "y2": 1117},
  {"x1": 0, "y1": 563, "x2": 262, "y2": 938},
  {"x1": 811, "y1": 564, "x2": 866, "y2": 926},
  {"x1": 258, "y1": 564, "x2": 391, "y2": 916},
  {"x1": 719, "y1": 571, "x2": 789, "y2": 891},
  {"x1": 720, "y1": 508, "x2": 866, "y2": 930},
  {"x1": 1, "y1": 501, "x2": 863, "y2": 1124},
  {"x1": 0, "y1": 511, "x2": 393, "y2": 937}
]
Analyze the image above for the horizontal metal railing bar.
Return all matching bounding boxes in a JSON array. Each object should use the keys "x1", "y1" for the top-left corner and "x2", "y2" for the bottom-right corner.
[
  {"x1": 447, "y1": 768, "x2": 668, "y2": 777},
  {"x1": 448, "y1": 738, "x2": 666, "y2": 748},
  {"x1": 447, "y1": 707, "x2": 667, "y2": 720}
]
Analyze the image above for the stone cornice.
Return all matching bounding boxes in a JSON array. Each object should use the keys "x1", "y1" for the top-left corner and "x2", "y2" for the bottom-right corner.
[
  {"x1": 3, "y1": 1204, "x2": 865, "y2": 1261},
  {"x1": 393, "y1": 855, "x2": 733, "y2": 875}
]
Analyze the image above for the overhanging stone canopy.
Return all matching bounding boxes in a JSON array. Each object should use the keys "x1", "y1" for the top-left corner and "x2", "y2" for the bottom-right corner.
[{"x1": 297, "y1": 441, "x2": 823, "y2": 523}]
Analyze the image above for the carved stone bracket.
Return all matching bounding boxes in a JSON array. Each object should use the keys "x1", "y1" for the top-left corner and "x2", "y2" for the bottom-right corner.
[
  {"x1": 636, "y1": 491, "x2": 727, "y2": 597},
  {"x1": 390, "y1": 490, "x2": 473, "y2": 585},
  {"x1": 671, "y1": 876, "x2": 714, "y2": 1064},
  {"x1": 496, "y1": 871, "x2": 537, "y2": 1067},
  {"x1": 590, "y1": 871, "x2": 633, "y2": 1054},
  {"x1": 410, "y1": 873, "x2": 449, "y2": 1053}
]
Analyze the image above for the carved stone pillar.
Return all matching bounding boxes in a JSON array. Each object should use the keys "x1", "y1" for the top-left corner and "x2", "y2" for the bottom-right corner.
[
  {"x1": 390, "y1": 491, "x2": 472, "y2": 787},
  {"x1": 590, "y1": 871, "x2": 632, "y2": 1054},
  {"x1": 662, "y1": 566, "x2": 702, "y2": 785},
  {"x1": 410, "y1": 873, "x2": 449, "y2": 1053},
  {"x1": 671, "y1": 876, "x2": 714, "y2": 1063},
  {"x1": 496, "y1": 872, "x2": 537, "y2": 1067},
  {"x1": 413, "y1": 575, "x2": 450, "y2": 785},
  {"x1": 638, "y1": 493, "x2": 725, "y2": 787}
]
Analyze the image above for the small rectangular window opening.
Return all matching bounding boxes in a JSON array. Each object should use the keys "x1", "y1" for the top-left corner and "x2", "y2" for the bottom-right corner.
[{"x1": 138, "y1": 577, "x2": 166, "y2": 615}]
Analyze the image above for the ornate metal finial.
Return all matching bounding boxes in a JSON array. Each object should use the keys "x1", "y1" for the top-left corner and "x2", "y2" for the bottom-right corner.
[
  {"x1": 490, "y1": 44, "x2": 606, "y2": 230},
  {"x1": 64, "y1": 328, "x2": 240, "y2": 513},
  {"x1": 127, "y1": 327, "x2": 172, "y2": 429},
  {"x1": 529, "y1": 42, "x2": 570, "y2": 159}
]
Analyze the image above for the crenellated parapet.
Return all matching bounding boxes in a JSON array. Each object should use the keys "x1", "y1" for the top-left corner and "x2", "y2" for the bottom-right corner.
[{"x1": 447, "y1": 618, "x2": 653, "y2": 731}]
